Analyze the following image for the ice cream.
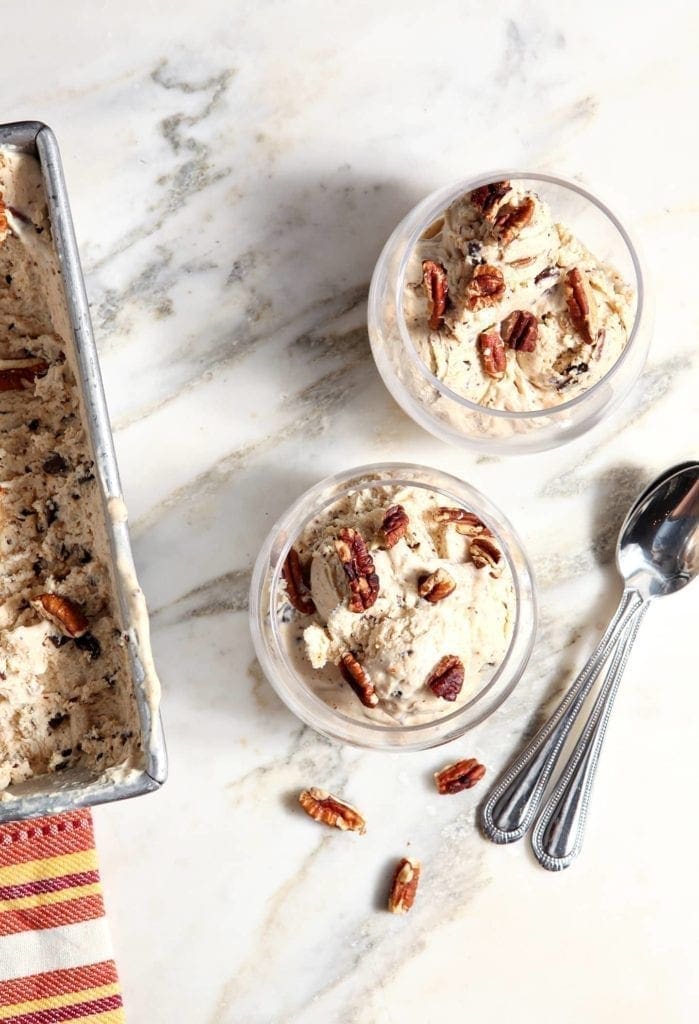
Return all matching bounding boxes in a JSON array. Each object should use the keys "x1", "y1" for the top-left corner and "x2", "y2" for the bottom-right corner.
[
  {"x1": 0, "y1": 147, "x2": 140, "y2": 790},
  {"x1": 278, "y1": 485, "x2": 515, "y2": 726},
  {"x1": 404, "y1": 179, "x2": 635, "y2": 411}
]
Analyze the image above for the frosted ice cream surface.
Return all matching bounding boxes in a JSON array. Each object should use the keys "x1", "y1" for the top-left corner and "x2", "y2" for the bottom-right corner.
[
  {"x1": 404, "y1": 180, "x2": 635, "y2": 411},
  {"x1": 0, "y1": 147, "x2": 140, "y2": 790},
  {"x1": 278, "y1": 485, "x2": 516, "y2": 726}
]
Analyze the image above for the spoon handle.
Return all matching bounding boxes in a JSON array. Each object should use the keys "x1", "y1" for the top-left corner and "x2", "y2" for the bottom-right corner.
[
  {"x1": 531, "y1": 600, "x2": 649, "y2": 869},
  {"x1": 480, "y1": 588, "x2": 644, "y2": 844}
]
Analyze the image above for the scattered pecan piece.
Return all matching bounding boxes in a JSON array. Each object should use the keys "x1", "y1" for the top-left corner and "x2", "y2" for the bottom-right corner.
[
  {"x1": 340, "y1": 652, "x2": 379, "y2": 708},
  {"x1": 418, "y1": 568, "x2": 456, "y2": 603},
  {"x1": 298, "y1": 788, "x2": 366, "y2": 834},
  {"x1": 470, "y1": 537, "x2": 502, "y2": 570},
  {"x1": 335, "y1": 528, "x2": 380, "y2": 613},
  {"x1": 465, "y1": 265, "x2": 505, "y2": 311},
  {"x1": 469, "y1": 180, "x2": 511, "y2": 220},
  {"x1": 380, "y1": 504, "x2": 409, "y2": 549},
  {"x1": 434, "y1": 757, "x2": 486, "y2": 794},
  {"x1": 478, "y1": 331, "x2": 507, "y2": 379},
  {"x1": 563, "y1": 267, "x2": 597, "y2": 343},
  {"x1": 281, "y1": 546, "x2": 315, "y2": 615},
  {"x1": 426, "y1": 655, "x2": 464, "y2": 701},
  {"x1": 494, "y1": 196, "x2": 535, "y2": 244},
  {"x1": 32, "y1": 594, "x2": 89, "y2": 638},
  {"x1": 0, "y1": 358, "x2": 49, "y2": 391},
  {"x1": 388, "y1": 858, "x2": 421, "y2": 914},
  {"x1": 422, "y1": 259, "x2": 449, "y2": 330},
  {"x1": 501, "y1": 310, "x2": 538, "y2": 352},
  {"x1": 433, "y1": 508, "x2": 490, "y2": 536}
]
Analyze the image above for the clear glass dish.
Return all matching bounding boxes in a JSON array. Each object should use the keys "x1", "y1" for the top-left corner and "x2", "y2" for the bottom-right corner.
[
  {"x1": 368, "y1": 172, "x2": 651, "y2": 454},
  {"x1": 249, "y1": 463, "x2": 537, "y2": 751}
]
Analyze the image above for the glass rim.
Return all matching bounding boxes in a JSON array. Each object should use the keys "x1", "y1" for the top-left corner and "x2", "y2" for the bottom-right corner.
[{"x1": 391, "y1": 169, "x2": 646, "y2": 421}]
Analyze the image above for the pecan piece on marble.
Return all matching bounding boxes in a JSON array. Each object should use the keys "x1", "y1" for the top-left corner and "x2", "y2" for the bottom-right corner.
[
  {"x1": 501, "y1": 310, "x2": 538, "y2": 353},
  {"x1": 433, "y1": 508, "x2": 491, "y2": 537},
  {"x1": 426, "y1": 655, "x2": 464, "y2": 702},
  {"x1": 335, "y1": 528, "x2": 380, "y2": 612},
  {"x1": 388, "y1": 857, "x2": 421, "y2": 914},
  {"x1": 434, "y1": 757, "x2": 486, "y2": 794},
  {"x1": 281, "y1": 546, "x2": 316, "y2": 615},
  {"x1": 478, "y1": 331, "x2": 507, "y2": 379},
  {"x1": 494, "y1": 196, "x2": 535, "y2": 244},
  {"x1": 339, "y1": 652, "x2": 379, "y2": 708},
  {"x1": 469, "y1": 180, "x2": 511, "y2": 220},
  {"x1": 0, "y1": 358, "x2": 49, "y2": 391},
  {"x1": 418, "y1": 568, "x2": 456, "y2": 603},
  {"x1": 563, "y1": 267, "x2": 598, "y2": 343},
  {"x1": 32, "y1": 593, "x2": 89, "y2": 638},
  {"x1": 465, "y1": 264, "x2": 505, "y2": 311},
  {"x1": 380, "y1": 504, "x2": 409, "y2": 549},
  {"x1": 422, "y1": 259, "x2": 449, "y2": 330},
  {"x1": 470, "y1": 536, "x2": 502, "y2": 570},
  {"x1": 298, "y1": 787, "x2": 366, "y2": 834}
]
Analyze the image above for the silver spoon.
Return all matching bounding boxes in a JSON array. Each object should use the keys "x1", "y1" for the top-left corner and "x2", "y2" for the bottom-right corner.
[{"x1": 481, "y1": 462, "x2": 699, "y2": 866}]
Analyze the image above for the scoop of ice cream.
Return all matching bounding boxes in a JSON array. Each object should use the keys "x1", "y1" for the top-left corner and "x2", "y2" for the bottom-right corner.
[
  {"x1": 280, "y1": 485, "x2": 515, "y2": 726},
  {"x1": 404, "y1": 180, "x2": 634, "y2": 413}
]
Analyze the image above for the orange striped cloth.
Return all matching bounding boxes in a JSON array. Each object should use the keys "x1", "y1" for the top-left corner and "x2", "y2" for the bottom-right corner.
[{"x1": 0, "y1": 809, "x2": 124, "y2": 1022}]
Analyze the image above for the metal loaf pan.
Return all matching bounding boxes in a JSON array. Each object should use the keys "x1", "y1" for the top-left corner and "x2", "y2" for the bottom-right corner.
[{"x1": 0, "y1": 121, "x2": 167, "y2": 822}]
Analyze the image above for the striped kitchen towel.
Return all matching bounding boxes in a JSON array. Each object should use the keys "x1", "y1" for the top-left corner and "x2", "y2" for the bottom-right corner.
[{"x1": 0, "y1": 808, "x2": 124, "y2": 1022}]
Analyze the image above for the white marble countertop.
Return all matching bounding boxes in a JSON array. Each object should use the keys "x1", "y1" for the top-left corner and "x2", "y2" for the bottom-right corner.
[{"x1": 7, "y1": 2, "x2": 699, "y2": 1020}]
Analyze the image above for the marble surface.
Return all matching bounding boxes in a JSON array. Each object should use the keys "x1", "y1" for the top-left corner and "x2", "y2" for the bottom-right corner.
[{"x1": 6, "y1": 1, "x2": 699, "y2": 1020}]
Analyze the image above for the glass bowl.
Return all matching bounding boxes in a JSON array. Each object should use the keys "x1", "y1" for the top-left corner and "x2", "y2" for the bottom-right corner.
[
  {"x1": 249, "y1": 463, "x2": 537, "y2": 751},
  {"x1": 368, "y1": 172, "x2": 651, "y2": 454}
]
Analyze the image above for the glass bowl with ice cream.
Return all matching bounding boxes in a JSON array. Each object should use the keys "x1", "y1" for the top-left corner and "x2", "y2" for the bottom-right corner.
[
  {"x1": 249, "y1": 464, "x2": 536, "y2": 751},
  {"x1": 368, "y1": 173, "x2": 650, "y2": 453}
]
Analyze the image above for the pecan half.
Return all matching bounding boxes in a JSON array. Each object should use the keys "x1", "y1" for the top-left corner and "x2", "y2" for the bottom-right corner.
[
  {"x1": 465, "y1": 265, "x2": 505, "y2": 311},
  {"x1": 426, "y1": 655, "x2": 464, "y2": 701},
  {"x1": 478, "y1": 331, "x2": 507, "y2": 379},
  {"x1": 380, "y1": 504, "x2": 409, "y2": 549},
  {"x1": 281, "y1": 546, "x2": 316, "y2": 615},
  {"x1": 339, "y1": 652, "x2": 379, "y2": 708},
  {"x1": 0, "y1": 197, "x2": 6, "y2": 235},
  {"x1": 32, "y1": 594, "x2": 89, "y2": 638},
  {"x1": 469, "y1": 180, "x2": 511, "y2": 220},
  {"x1": 418, "y1": 568, "x2": 456, "y2": 603},
  {"x1": 298, "y1": 788, "x2": 366, "y2": 833},
  {"x1": 388, "y1": 857, "x2": 421, "y2": 914},
  {"x1": 422, "y1": 259, "x2": 449, "y2": 330},
  {"x1": 494, "y1": 196, "x2": 535, "y2": 244},
  {"x1": 433, "y1": 508, "x2": 490, "y2": 537},
  {"x1": 434, "y1": 757, "x2": 486, "y2": 794},
  {"x1": 501, "y1": 310, "x2": 538, "y2": 352},
  {"x1": 0, "y1": 358, "x2": 49, "y2": 391},
  {"x1": 563, "y1": 267, "x2": 597, "y2": 343},
  {"x1": 335, "y1": 528, "x2": 380, "y2": 613},
  {"x1": 470, "y1": 537, "x2": 502, "y2": 570}
]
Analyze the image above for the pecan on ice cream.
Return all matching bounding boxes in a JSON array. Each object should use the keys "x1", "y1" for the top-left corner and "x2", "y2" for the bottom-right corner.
[
  {"x1": 501, "y1": 310, "x2": 538, "y2": 352},
  {"x1": 494, "y1": 196, "x2": 535, "y2": 244},
  {"x1": 335, "y1": 528, "x2": 380, "y2": 613},
  {"x1": 563, "y1": 267, "x2": 598, "y2": 343},
  {"x1": 339, "y1": 652, "x2": 379, "y2": 708},
  {"x1": 282, "y1": 546, "x2": 316, "y2": 615},
  {"x1": 32, "y1": 594, "x2": 90, "y2": 638},
  {"x1": 478, "y1": 331, "x2": 507, "y2": 379},
  {"x1": 426, "y1": 655, "x2": 465, "y2": 701},
  {"x1": 418, "y1": 568, "x2": 456, "y2": 603},
  {"x1": 465, "y1": 265, "x2": 505, "y2": 311},
  {"x1": 380, "y1": 504, "x2": 409, "y2": 549},
  {"x1": 469, "y1": 180, "x2": 511, "y2": 220},
  {"x1": 422, "y1": 259, "x2": 449, "y2": 330}
]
